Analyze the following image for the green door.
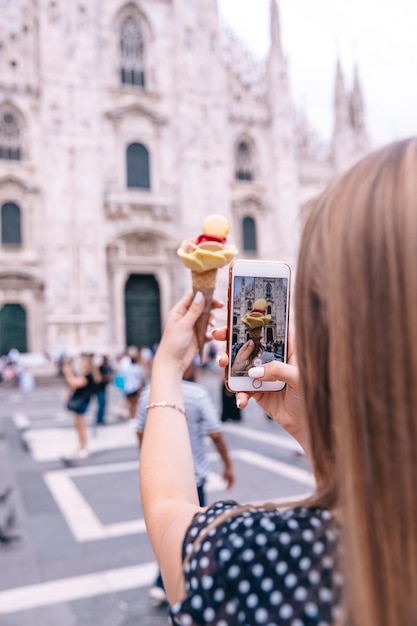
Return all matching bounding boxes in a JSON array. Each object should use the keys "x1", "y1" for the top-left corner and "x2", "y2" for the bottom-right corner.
[
  {"x1": 0, "y1": 303, "x2": 28, "y2": 355},
  {"x1": 125, "y1": 274, "x2": 161, "y2": 348}
]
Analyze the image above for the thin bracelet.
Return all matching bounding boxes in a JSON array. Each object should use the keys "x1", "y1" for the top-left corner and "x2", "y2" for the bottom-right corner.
[{"x1": 146, "y1": 401, "x2": 187, "y2": 419}]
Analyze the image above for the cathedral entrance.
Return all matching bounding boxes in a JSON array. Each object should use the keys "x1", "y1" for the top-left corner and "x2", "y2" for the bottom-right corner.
[
  {"x1": 124, "y1": 274, "x2": 161, "y2": 348},
  {"x1": 0, "y1": 303, "x2": 27, "y2": 355}
]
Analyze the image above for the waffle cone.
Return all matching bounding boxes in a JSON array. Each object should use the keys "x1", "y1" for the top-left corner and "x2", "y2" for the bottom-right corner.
[{"x1": 192, "y1": 269, "x2": 217, "y2": 361}]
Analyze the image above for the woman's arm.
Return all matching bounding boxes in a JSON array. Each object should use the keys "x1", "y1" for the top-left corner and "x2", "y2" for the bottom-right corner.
[{"x1": 139, "y1": 292, "x2": 216, "y2": 604}]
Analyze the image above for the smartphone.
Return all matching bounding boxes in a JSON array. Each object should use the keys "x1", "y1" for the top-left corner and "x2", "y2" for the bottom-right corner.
[{"x1": 225, "y1": 259, "x2": 291, "y2": 392}]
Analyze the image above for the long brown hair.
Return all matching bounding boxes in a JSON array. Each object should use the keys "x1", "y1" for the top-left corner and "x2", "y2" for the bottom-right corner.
[{"x1": 296, "y1": 138, "x2": 417, "y2": 626}]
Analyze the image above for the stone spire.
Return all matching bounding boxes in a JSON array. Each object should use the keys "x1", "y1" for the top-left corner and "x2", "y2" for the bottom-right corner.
[
  {"x1": 350, "y1": 64, "x2": 365, "y2": 130},
  {"x1": 268, "y1": 0, "x2": 289, "y2": 108},
  {"x1": 270, "y1": 0, "x2": 283, "y2": 56},
  {"x1": 334, "y1": 57, "x2": 349, "y2": 130},
  {"x1": 333, "y1": 58, "x2": 370, "y2": 172}
]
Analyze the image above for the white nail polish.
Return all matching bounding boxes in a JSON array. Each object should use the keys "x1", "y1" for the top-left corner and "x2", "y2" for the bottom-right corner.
[
  {"x1": 193, "y1": 291, "x2": 202, "y2": 304},
  {"x1": 248, "y1": 366, "x2": 264, "y2": 378},
  {"x1": 215, "y1": 353, "x2": 222, "y2": 366},
  {"x1": 236, "y1": 397, "x2": 241, "y2": 408}
]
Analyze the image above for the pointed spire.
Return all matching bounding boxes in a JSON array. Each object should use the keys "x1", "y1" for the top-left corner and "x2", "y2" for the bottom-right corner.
[
  {"x1": 334, "y1": 56, "x2": 349, "y2": 129},
  {"x1": 335, "y1": 57, "x2": 346, "y2": 100},
  {"x1": 350, "y1": 64, "x2": 364, "y2": 129},
  {"x1": 270, "y1": 0, "x2": 283, "y2": 55}
]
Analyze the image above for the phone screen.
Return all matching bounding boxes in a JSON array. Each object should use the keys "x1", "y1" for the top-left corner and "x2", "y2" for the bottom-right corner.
[{"x1": 230, "y1": 274, "x2": 288, "y2": 377}]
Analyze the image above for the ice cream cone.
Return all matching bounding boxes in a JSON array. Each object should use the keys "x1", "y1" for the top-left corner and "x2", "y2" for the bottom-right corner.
[
  {"x1": 192, "y1": 268, "x2": 217, "y2": 361},
  {"x1": 248, "y1": 327, "x2": 263, "y2": 361}
]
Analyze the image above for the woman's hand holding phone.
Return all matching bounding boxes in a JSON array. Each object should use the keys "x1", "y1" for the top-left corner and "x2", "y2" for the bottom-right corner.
[{"x1": 213, "y1": 326, "x2": 309, "y2": 456}]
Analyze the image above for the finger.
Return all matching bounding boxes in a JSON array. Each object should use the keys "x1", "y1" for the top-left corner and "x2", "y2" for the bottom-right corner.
[
  {"x1": 248, "y1": 361, "x2": 299, "y2": 388},
  {"x1": 237, "y1": 339, "x2": 254, "y2": 358},
  {"x1": 211, "y1": 326, "x2": 227, "y2": 341},
  {"x1": 211, "y1": 299, "x2": 225, "y2": 311},
  {"x1": 182, "y1": 291, "x2": 206, "y2": 323},
  {"x1": 236, "y1": 392, "x2": 251, "y2": 409},
  {"x1": 215, "y1": 351, "x2": 228, "y2": 367}
]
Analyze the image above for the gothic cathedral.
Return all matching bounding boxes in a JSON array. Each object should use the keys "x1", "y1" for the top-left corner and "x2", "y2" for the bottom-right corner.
[{"x1": 0, "y1": 0, "x2": 369, "y2": 356}]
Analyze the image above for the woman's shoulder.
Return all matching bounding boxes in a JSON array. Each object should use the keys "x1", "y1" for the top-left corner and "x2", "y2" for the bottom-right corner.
[{"x1": 184, "y1": 501, "x2": 339, "y2": 555}]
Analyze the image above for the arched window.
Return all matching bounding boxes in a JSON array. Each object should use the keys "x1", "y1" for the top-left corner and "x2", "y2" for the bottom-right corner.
[
  {"x1": 242, "y1": 216, "x2": 257, "y2": 252},
  {"x1": 1, "y1": 202, "x2": 22, "y2": 245},
  {"x1": 266, "y1": 282, "x2": 272, "y2": 299},
  {"x1": 235, "y1": 140, "x2": 254, "y2": 181},
  {"x1": 0, "y1": 111, "x2": 21, "y2": 161},
  {"x1": 120, "y1": 16, "x2": 145, "y2": 87},
  {"x1": 126, "y1": 143, "x2": 150, "y2": 189},
  {"x1": 247, "y1": 300, "x2": 252, "y2": 311}
]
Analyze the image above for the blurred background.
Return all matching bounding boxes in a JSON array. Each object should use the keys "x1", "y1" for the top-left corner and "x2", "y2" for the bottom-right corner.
[{"x1": 2, "y1": 0, "x2": 415, "y2": 366}]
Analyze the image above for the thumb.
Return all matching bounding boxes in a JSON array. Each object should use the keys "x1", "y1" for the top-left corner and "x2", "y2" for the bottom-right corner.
[
  {"x1": 186, "y1": 290, "x2": 206, "y2": 321},
  {"x1": 248, "y1": 361, "x2": 299, "y2": 388}
]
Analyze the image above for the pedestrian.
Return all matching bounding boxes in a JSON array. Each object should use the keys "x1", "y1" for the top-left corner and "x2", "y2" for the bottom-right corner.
[
  {"x1": 220, "y1": 382, "x2": 242, "y2": 422},
  {"x1": 139, "y1": 138, "x2": 417, "y2": 625},
  {"x1": 62, "y1": 354, "x2": 100, "y2": 459},
  {"x1": 117, "y1": 351, "x2": 146, "y2": 419},
  {"x1": 95, "y1": 355, "x2": 113, "y2": 425},
  {"x1": 136, "y1": 361, "x2": 235, "y2": 607}
]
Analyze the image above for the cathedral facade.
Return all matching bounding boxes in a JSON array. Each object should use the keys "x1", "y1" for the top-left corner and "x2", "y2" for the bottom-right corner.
[{"x1": 0, "y1": 0, "x2": 369, "y2": 356}]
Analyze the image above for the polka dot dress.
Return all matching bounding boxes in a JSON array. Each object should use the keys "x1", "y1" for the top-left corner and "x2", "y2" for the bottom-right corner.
[{"x1": 170, "y1": 501, "x2": 342, "y2": 626}]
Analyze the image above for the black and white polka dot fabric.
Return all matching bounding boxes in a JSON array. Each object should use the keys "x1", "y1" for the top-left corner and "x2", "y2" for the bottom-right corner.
[{"x1": 170, "y1": 501, "x2": 342, "y2": 626}]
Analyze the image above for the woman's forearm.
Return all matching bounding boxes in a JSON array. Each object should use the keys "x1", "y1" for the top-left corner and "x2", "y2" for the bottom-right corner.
[{"x1": 139, "y1": 357, "x2": 199, "y2": 529}]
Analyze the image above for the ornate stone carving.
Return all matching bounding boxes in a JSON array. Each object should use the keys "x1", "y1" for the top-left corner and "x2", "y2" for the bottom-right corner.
[{"x1": 124, "y1": 232, "x2": 158, "y2": 257}]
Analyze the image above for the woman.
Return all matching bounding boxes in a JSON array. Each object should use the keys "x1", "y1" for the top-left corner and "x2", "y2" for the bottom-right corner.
[
  {"x1": 291, "y1": 137, "x2": 417, "y2": 626},
  {"x1": 140, "y1": 138, "x2": 417, "y2": 625},
  {"x1": 63, "y1": 353, "x2": 100, "y2": 459}
]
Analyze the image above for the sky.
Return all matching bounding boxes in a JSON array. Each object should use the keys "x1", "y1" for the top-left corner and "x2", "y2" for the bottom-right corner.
[{"x1": 218, "y1": 0, "x2": 417, "y2": 148}]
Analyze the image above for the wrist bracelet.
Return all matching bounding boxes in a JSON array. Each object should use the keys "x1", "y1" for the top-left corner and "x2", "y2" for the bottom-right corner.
[{"x1": 146, "y1": 401, "x2": 187, "y2": 419}]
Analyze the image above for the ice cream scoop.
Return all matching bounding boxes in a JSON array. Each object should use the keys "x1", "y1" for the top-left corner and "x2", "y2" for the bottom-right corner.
[{"x1": 241, "y1": 299, "x2": 271, "y2": 329}]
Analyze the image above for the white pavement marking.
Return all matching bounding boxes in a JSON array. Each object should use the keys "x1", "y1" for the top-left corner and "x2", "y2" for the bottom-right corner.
[
  {"x1": 223, "y1": 423, "x2": 302, "y2": 452},
  {"x1": 44, "y1": 462, "x2": 226, "y2": 542},
  {"x1": 44, "y1": 465, "x2": 146, "y2": 542},
  {"x1": 23, "y1": 418, "x2": 302, "y2": 463},
  {"x1": 24, "y1": 421, "x2": 137, "y2": 462},
  {"x1": 0, "y1": 562, "x2": 156, "y2": 614},
  {"x1": 233, "y1": 449, "x2": 315, "y2": 488}
]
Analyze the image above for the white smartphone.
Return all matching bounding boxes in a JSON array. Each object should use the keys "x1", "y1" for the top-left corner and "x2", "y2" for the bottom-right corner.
[{"x1": 225, "y1": 259, "x2": 291, "y2": 393}]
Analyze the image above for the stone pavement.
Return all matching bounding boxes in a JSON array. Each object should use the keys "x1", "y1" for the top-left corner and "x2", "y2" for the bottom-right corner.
[{"x1": 0, "y1": 368, "x2": 313, "y2": 625}]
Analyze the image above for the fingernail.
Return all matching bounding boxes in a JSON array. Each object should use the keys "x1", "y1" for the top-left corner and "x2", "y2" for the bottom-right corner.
[
  {"x1": 215, "y1": 353, "x2": 222, "y2": 366},
  {"x1": 248, "y1": 340, "x2": 253, "y2": 347},
  {"x1": 193, "y1": 291, "x2": 203, "y2": 304},
  {"x1": 211, "y1": 328, "x2": 219, "y2": 337},
  {"x1": 236, "y1": 397, "x2": 241, "y2": 408},
  {"x1": 248, "y1": 366, "x2": 264, "y2": 378}
]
